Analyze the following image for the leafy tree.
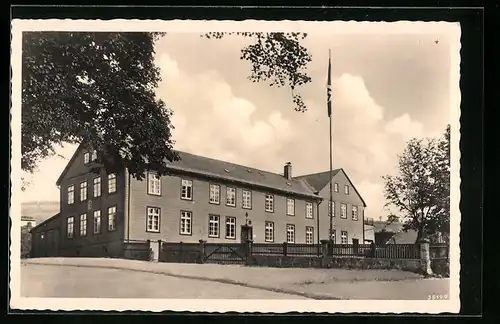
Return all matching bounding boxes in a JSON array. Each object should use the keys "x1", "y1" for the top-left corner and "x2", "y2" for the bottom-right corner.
[
  {"x1": 382, "y1": 125, "x2": 451, "y2": 242},
  {"x1": 20, "y1": 32, "x2": 312, "y2": 183}
]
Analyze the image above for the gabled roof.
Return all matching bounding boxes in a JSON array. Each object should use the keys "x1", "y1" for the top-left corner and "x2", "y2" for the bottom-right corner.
[
  {"x1": 29, "y1": 213, "x2": 60, "y2": 233},
  {"x1": 386, "y1": 229, "x2": 418, "y2": 244},
  {"x1": 165, "y1": 151, "x2": 320, "y2": 199},
  {"x1": 56, "y1": 145, "x2": 320, "y2": 199},
  {"x1": 56, "y1": 144, "x2": 84, "y2": 186},
  {"x1": 293, "y1": 169, "x2": 341, "y2": 193},
  {"x1": 294, "y1": 168, "x2": 367, "y2": 207}
]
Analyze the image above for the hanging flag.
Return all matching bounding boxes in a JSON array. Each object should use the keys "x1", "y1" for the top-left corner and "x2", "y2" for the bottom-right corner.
[{"x1": 327, "y1": 50, "x2": 332, "y2": 117}]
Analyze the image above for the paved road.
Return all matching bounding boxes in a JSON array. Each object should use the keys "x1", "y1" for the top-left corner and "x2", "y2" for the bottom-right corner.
[{"x1": 21, "y1": 263, "x2": 307, "y2": 299}]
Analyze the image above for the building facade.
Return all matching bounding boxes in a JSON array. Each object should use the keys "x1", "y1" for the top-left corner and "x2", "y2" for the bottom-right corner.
[
  {"x1": 295, "y1": 169, "x2": 368, "y2": 244},
  {"x1": 30, "y1": 145, "x2": 368, "y2": 258}
]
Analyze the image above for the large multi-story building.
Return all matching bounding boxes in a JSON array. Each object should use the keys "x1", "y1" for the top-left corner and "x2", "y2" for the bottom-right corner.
[{"x1": 30, "y1": 145, "x2": 368, "y2": 259}]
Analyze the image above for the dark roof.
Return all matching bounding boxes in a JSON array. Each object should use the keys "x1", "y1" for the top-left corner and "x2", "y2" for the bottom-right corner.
[
  {"x1": 293, "y1": 169, "x2": 341, "y2": 193},
  {"x1": 386, "y1": 230, "x2": 418, "y2": 244},
  {"x1": 165, "y1": 151, "x2": 320, "y2": 199},
  {"x1": 373, "y1": 220, "x2": 404, "y2": 233},
  {"x1": 29, "y1": 213, "x2": 60, "y2": 233},
  {"x1": 294, "y1": 169, "x2": 367, "y2": 207},
  {"x1": 56, "y1": 144, "x2": 83, "y2": 186}
]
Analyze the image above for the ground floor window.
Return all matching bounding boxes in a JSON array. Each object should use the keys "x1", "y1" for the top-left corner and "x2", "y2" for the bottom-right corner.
[
  {"x1": 286, "y1": 224, "x2": 295, "y2": 243},
  {"x1": 93, "y1": 210, "x2": 101, "y2": 234},
  {"x1": 265, "y1": 221, "x2": 274, "y2": 242},
  {"x1": 305, "y1": 226, "x2": 314, "y2": 244},
  {"x1": 208, "y1": 215, "x2": 220, "y2": 238},
  {"x1": 225, "y1": 217, "x2": 236, "y2": 239},
  {"x1": 146, "y1": 207, "x2": 160, "y2": 232},
  {"x1": 341, "y1": 230, "x2": 348, "y2": 244},
  {"x1": 67, "y1": 216, "x2": 74, "y2": 239},
  {"x1": 180, "y1": 211, "x2": 192, "y2": 235},
  {"x1": 79, "y1": 213, "x2": 87, "y2": 236}
]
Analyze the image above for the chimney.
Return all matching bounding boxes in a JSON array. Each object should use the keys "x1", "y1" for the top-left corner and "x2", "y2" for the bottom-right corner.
[{"x1": 284, "y1": 162, "x2": 292, "y2": 180}]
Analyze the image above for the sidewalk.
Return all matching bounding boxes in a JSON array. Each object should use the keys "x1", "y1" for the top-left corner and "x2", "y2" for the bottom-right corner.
[{"x1": 23, "y1": 258, "x2": 449, "y2": 300}]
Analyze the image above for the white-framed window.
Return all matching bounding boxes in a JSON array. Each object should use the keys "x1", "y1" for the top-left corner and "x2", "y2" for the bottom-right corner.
[
  {"x1": 225, "y1": 217, "x2": 236, "y2": 239},
  {"x1": 108, "y1": 173, "x2": 117, "y2": 193},
  {"x1": 341, "y1": 230, "x2": 348, "y2": 244},
  {"x1": 344, "y1": 185, "x2": 350, "y2": 195},
  {"x1": 226, "y1": 187, "x2": 236, "y2": 207},
  {"x1": 67, "y1": 185, "x2": 75, "y2": 205},
  {"x1": 340, "y1": 203, "x2": 347, "y2": 219},
  {"x1": 67, "y1": 216, "x2": 74, "y2": 239},
  {"x1": 79, "y1": 213, "x2": 87, "y2": 236},
  {"x1": 242, "y1": 190, "x2": 252, "y2": 209},
  {"x1": 265, "y1": 194, "x2": 274, "y2": 212},
  {"x1": 93, "y1": 177, "x2": 101, "y2": 197},
  {"x1": 286, "y1": 198, "x2": 295, "y2": 216},
  {"x1": 180, "y1": 211, "x2": 192, "y2": 235},
  {"x1": 209, "y1": 184, "x2": 220, "y2": 204},
  {"x1": 334, "y1": 183, "x2": 339, "y2": 192},
  {"x1": 93, "y1": 210, "x2": 101, "y2": 234},
  {"x1": 306, "y1": 202, "x2": 313, "y2": 218},
  {"x1": 265, "y1": 221, "x2": 274, "y2": 242},
  {"x1": 147, "y1": 172, "x2": 161, "y2": 195},
  {"x1": 80, "y1": 181, "x2": 88, "y2": 201},
  {"x1": 181, "y1": 179, "x2": 193, "y2": 200},
  {"x1": 286, "y1": 224, "x2": 295, "y2": 243},
  {"x1": 108, "y1": 206, "x2": 116, "y2": 231},
  {"x1": 91, "y1": 150, "x2": 98, "y2": 162},
  {"x1": 146, "y1": 207, "x2": 160, "y2": 232},
  {"x1": 328, "y1": 201, "x2": 335, "y2": 217},
  {"x1": 352, "y1": 206, "x2": 358, "y2": 221},
  {"x1": 83, "y1": 152, "x2": 90, "y2": 164},
  {"x1": 306, "y1": 226, "x2": 314, "y2": 244},
  {"x1": 208, "y1": 215, "x2": 220, "y2": 238}
]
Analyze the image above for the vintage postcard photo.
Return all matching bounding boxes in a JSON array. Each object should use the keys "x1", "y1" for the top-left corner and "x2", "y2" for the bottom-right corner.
[{"x1": 10, "y1": 19, "x2": 461, "y2": 313}]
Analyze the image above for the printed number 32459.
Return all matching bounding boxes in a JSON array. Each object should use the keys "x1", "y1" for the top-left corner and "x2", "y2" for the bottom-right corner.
[{"x1": 428, "y1": 294, "x2": 448, "y2": 300}]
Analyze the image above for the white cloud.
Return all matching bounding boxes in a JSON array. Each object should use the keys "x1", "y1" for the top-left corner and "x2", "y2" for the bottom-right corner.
[
  {"x1": 156, "y1": 53, "x2": 294, "y2": 166},
  {"x1": 385, "y1": 113, "x2": 425, "y2": 140}
]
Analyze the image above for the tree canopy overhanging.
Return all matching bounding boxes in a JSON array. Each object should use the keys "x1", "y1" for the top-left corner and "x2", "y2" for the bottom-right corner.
[{"x1": 20, "y1": 31, "x2": 312, "y2": 181}]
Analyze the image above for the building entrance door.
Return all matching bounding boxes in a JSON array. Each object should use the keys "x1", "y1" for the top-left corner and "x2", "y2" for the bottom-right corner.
[{"x1": 240, "y1": 225, "x2": 253, "y2": 243}]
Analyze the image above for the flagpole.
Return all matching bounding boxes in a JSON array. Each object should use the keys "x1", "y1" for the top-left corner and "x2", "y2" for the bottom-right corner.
[{"x1": 328, "y1": 49, "x2": 334, "y2": 242}]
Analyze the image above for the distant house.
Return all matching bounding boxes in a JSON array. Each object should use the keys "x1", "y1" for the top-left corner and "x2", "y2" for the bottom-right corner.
[
  {"x1": 29, "y1": 213, "x2": 61, "y2": 257},
  {"x1": 21, "y1": 216, "x2": 36, "y2": 228},
  {"x1": 294, "y1": 169, "x2": 368, "y2": 244}
]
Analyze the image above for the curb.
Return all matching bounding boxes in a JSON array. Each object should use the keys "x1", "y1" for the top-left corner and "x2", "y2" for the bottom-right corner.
[{"x1": 23, "y1": 261, "x2": 344, "y2": 300}]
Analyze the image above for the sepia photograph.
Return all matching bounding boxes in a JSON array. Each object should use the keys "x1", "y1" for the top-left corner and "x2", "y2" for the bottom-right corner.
[{"x1": 10, "y1": 19, "x2": 461, "y2": 313}]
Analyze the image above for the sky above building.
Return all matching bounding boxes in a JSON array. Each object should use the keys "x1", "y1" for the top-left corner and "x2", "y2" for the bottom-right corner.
[{"x1": 19, "y1": 21, "x2": 459, "y2": 220}]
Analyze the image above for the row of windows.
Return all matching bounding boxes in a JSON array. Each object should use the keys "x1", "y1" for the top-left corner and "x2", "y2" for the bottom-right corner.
[
  {"x1": 147, "y1": 173, "x2": 315, "y2": 218},
  {"x1": 66, "y1": 206, "x2": 117, "y2": 239},
  {"x1": 83, "y1": 150, "x2": 98, "y2": 164},
  {"x1": 67, "y1": 173, "x2": 117, "y2": 204},
  {"x1": 330, "y1": 230, "x2": 351, "y2": 245},
  {"x1": 334, "y1": 182, "x2": 350, "y2": 195},
  {"x1": 145, "y1": 207, "x2": 315, "y2": 244},
  {"x1": 328, "y1": 201, "x2": 361, "y2": 221}
]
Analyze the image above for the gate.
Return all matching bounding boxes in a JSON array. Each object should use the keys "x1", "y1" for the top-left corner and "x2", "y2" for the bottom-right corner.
[{"x1": 203, "y1": 243, "x2": 248, "y2": 265}]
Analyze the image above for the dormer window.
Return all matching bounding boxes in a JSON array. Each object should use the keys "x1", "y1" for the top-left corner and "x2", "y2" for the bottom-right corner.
[{"x1": 91, "y1": 150, "x2": 98, "y2": 162}]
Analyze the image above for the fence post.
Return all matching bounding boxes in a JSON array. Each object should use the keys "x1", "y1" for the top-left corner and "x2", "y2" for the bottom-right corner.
[
  {"x1": 283, "y1": 242, "x2": 288, "y2": 257},
  {"x1": 418, "y1": 239, "x2": 433, "y2": 275},
  {"x1": 328, "y1": 239, "x2": 334, "y2": 257},
  {"x1": 157, "y1": 239, "x2": 162, "y2": 262},
  {"x1": 179, "y1": 241, "x2": 183, "y2": 263},
  {"x1": 199, "y1": 239, "x2": 206, "y2": 264},
  {"x1": 146, "y1": 239, "x2": 151, "y2": 261},
  {"x1": 370, "y1": 241, "x2": 376, "y2": 258},
  {"x1": 244, "y1": 239, "x2": 253, "y2": 266}
]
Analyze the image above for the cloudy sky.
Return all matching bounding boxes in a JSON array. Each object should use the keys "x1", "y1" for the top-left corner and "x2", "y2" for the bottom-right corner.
[{"x1": 20, "y1": 22, "x2": 459, "y2": 220}]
